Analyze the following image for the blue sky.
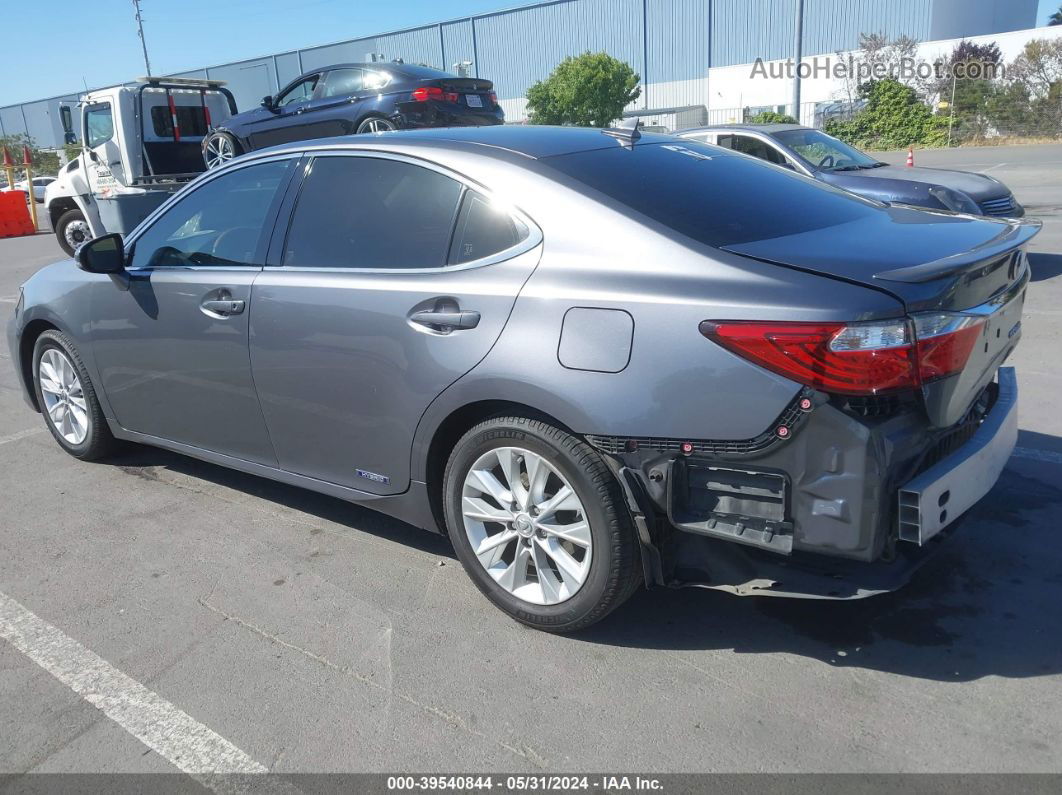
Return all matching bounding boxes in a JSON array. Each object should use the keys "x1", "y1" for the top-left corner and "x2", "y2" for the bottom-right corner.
[{"x1": 1, "y1": 0, "x2": 1059, "y2": 106}]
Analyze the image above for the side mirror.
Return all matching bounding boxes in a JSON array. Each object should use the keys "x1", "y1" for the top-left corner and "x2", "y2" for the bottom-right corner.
[
  {"x1": 261, "y1": 95, "x2": 274, "y2": 109},
  {"x1": 77, "y1": 233, "x2": 126, "y2": 273},
  {"x1": 63, "y1": 132, "x2": 77, "y2": 145}
]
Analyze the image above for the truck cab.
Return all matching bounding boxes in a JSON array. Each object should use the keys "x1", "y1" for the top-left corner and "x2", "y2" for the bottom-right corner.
[{"x1": 45, "y1": 77, "x2": 237, "y2": 255}]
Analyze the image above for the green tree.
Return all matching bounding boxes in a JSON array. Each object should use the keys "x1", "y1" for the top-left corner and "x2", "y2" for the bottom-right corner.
[
  {"x1": 1049, "y1": 5, "x2": 1062, "y2": 26},
  {"x1": 746, "y1": 110, "x2": 797, "y2": 124},
  {"x1": 526, "y1": 52, "x2": 641, "y2": 127},
  {"x1": 0, "y1": 134, "x2": 60, "y2": 181},
  {"x1": 824, "y1": 78, "x2": 949, "y2": 149}
]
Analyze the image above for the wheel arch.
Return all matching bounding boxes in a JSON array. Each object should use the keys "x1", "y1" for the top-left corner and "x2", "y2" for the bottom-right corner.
[
  {"x1": 18, "y1": 319, "x2": 61, "y2": 412},
  {"x1": 48, "y1": 196, "x2": 79, "y2": 230},
  {"x1": 422, "y1": 399, "x2": 571, "y2": 534}
]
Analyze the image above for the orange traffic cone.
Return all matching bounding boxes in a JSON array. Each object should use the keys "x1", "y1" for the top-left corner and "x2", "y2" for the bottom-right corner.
[{"x1": 906, "y1": 146, "x2": 914, "y2": 167}]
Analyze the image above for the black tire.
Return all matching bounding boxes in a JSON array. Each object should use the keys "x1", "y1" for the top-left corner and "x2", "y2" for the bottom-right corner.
[
  {"x1": 443, "y1": 416, "x2": 641, "y2": 633},
  {"x1": 203, "y1": 131, "x2": 241, "y2": 170},
  {"x1": 356, "y1": 116, "x2": 397, "y2": 134},
  {"x1": 55, "y1": 208, "x2": 89, "y2": 257},
  {"x1": 32, "y1": 330, "x2": 115, "y2": 461}
]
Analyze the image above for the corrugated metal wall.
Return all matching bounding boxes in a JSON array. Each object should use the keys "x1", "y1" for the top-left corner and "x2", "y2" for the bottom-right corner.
[
  {"x1": 802, "y1": 0, "x2": 932, "y2": 56},
  {"x1": 0, "y1": 0, "x2": 1033, "y2": 147}
]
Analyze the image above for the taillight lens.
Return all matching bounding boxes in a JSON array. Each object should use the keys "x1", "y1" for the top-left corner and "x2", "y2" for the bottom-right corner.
[
  {"x1": 701, "y1": 320, "x2": 917, "y2": 395},
  {"x1": 912, "y1": 313, "x2": 985, "y2": 382},
  {"x1": 411, "y1": 86, "x2": 458, "y2": 102},
  {"x1": 701, "y1": 314, "x2": 984, "y2": 396},
  {"x1": 489, "y1": 91, "x2": 498, "y2": 105}
]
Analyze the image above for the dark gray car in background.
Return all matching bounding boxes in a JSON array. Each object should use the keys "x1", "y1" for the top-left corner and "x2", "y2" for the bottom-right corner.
[
  {"x1": 678, "y1": 124, "x2": 1024, "y2": 217},
  {"x1": 6, "y1": 127, "x2": 1037, "y2": 631}
]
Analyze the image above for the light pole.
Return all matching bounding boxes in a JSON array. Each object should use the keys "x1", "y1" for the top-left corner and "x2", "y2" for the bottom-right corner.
[
  {"x1": 791, "y1": 0, "x2": 804, "y2": 123},
  {"x1": 132, "y1": 0, "x2": 152, "y2": 76}
]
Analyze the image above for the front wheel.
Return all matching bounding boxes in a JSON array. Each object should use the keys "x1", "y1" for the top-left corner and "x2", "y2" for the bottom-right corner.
[
  {"x1": 203, "y1": 131, "x2": 240, "y2": 169},
  {"x1": 443, "y1": 416, "x2": 641, "y2": 632},
  {"x1": 32, "y1": 330, "x2": 115, "y2": 461},
  {"x1": 55, "y1": 208, "x2": 89, "y2": 257}
]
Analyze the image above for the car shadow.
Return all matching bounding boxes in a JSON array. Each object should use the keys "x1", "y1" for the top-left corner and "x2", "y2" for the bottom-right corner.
[
  {"x1": 107, "y1": 433, "x2": 1062, "y2": 683},
  {"x1": 108, "y1": 444, "x2": 456, "y2": 559},
  {"x1": 1027, "y1": 252, "x2": 1062, "y2": 282}
]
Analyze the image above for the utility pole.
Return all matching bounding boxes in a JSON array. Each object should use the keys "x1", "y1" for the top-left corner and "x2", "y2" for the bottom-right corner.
[
  {"x1": 791, "y1": 0, "x2": 804, "y2": 122},
  {"x1": 132, "y1": 0, "x2": 152, "y2": 76}
]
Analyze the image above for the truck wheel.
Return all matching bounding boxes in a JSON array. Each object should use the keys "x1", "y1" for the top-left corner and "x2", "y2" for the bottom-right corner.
[
  {"x1": 443, "y1": 416, "x2": 642, "y2": 633},
  {"x1": 55, "y1": 209, "x2": 90, "y2": 257},
  {"x1": 203, "y1": 132, "x2": 240, "y2": 169}
]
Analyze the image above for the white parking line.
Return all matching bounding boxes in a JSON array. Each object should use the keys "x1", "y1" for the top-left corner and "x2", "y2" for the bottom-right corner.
[
  {"x1": 0, "y1": 589, "x2": 273, "y2": 782},
  {"x1": 1012, "y1": 446, "x2": 1062, "y2": 465},
  {"x1": 0, "y1": 427, "x2": 44, "y2": 446}
]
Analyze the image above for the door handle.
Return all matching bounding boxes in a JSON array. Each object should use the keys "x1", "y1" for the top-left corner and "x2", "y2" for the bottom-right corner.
[
  {"x1": 409, "y1": 309, "x2": 480, "y2": 331},
  {"x1": 201, "y1": 298, "x2": 245, "y2": 316}
]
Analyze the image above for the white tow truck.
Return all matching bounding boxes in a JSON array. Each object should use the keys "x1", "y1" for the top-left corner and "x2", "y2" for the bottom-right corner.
[{"x1": 44, "y1": 77, "x2": 237, "y2": 255}]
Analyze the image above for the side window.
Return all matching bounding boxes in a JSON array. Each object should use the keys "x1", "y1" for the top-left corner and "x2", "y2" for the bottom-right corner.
[
  {"x1": 283, "y1": 157, "x2": 463, "y2": 269},
  {"x1": 715, "y1": 134, "x2": 734, "y2": 149},
  {"x1": 448, "y1": 190, "x2": 528, "y2": 265},
  {"x1": 730, "y1": 135, "x2": 785, "y2": 164},
  {"x1": 321, "y1": 68, "x2": 364, "y2": 98},
  {"x1": 84, "y1": 104, "x2": 114, "y2": 148},
  {"x1": 130, "y1": 159, "x2": 291, "y2": 269},
  {"x1": 276, "y1": 76, "x2": 319, "y2": 107}
]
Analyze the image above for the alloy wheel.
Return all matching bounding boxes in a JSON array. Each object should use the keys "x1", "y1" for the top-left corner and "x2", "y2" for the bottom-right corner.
[
  {"x1": 204, "y1": 134, "x2": 236, "y2": 169},
  {"x1": 38, "y1": 348, "x2": 89, "y2": 445},
  {"x1": 461, "y1": 446, "x2": 592, "y2": 606},
  {"x1": 359, "y1": 118, "x2": 396, "y2": 133}
]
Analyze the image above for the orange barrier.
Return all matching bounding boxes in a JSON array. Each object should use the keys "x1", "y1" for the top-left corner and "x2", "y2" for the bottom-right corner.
[{"x1": 0, "y1": 190, "x2": 35, "y2": 238}]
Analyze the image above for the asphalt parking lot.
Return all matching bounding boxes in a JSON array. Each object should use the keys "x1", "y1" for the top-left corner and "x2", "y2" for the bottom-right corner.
[{"x1": 1, "y1": 144, "x2": 1061, "y2": 777}]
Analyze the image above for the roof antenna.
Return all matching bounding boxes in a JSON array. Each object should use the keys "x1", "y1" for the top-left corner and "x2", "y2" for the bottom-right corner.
[{"x1": 602, "y1": 116, "x2": 641, "y2": 148}]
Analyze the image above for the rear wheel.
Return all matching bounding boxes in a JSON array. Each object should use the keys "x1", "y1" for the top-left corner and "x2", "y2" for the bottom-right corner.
[
  {"x1": 55, "y1": 208, "x2": 89, "y2": 257},
  {"x1": 203, "y1": 131, "x2": 240, "y2": 169},
  {"x1": 32, "y1": 330, "x2": 115, "y2": 461},
  {"x1": 443, "y1": 416, "x2": 641, "y2": 632},
  {"x1": 356, "y1": 116, "x2": 397, "y2": 134}
]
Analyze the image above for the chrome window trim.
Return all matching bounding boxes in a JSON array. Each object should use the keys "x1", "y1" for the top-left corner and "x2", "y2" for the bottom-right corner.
[{"x1": 265, "y1": 149, "x2": 543, "y2": 275}]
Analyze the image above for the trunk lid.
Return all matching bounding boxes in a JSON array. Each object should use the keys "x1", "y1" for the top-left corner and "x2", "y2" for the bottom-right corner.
[{"x1": 721, "y1": 205, "x2": 1040, "y2": 428}]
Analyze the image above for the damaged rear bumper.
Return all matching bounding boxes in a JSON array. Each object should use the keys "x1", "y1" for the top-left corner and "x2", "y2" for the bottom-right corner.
[{"x1": 597, "y1": 367, "x2": 1018, "y2": 600}]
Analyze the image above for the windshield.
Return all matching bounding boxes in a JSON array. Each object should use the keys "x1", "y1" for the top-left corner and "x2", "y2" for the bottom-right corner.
[
  {"x1": 772, "y1": 129, "x2": 883, "y2": 172},
  {"x1": 545, "y1": 140, "x2": 880, "y2": 249}
]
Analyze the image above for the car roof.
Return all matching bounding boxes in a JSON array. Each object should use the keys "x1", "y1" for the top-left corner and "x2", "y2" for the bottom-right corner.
[
  {"x1": 257, "y1": 125, "x2": 682, "y2": 161},
  {"x1": 679, "y1": 123, "x2": 808, "y2": 135}
]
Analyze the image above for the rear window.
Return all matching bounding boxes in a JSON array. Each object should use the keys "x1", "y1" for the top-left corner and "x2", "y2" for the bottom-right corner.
[
  {"x1": 545, "y1": 141, "x2": 878, "y2": 248},
  {"x1": 151, "y1": 105, "x2": 210, "y2": 137}
]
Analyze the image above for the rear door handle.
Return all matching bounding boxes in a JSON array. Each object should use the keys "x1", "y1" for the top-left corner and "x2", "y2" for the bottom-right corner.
[
  {"x1": 201, "y1": 298, "x2": 245, "y2": 316},
  {"x1": 409, "y1": 309, "x2": 480, "y2": 331}
]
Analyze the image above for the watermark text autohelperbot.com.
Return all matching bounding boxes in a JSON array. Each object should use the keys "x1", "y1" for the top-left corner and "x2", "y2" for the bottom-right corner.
[{"x1": 750, "y1": 55, "x2": 1006, "y2": 82}]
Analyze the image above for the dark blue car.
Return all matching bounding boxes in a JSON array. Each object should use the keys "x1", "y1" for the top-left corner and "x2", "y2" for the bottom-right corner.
[
  {"x1": 678, "y1": 124, "x2": 1024, "y2": 218},
  {"x1": 202, "y1": 62, "x2": 503, "y2": 168}
]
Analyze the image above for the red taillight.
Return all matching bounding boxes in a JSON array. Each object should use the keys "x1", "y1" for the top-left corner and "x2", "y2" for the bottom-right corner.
[
  {"x1": 913, "y1": 313, "x2": 985, "y2": 382},
  {"x1": 701, "y1": 314, "x2": 984, "y2": 396},
  {"x1": 489, "y1": 91, "x2": 498, "y2": 105},
  {"x1": 411, "y1": 86, "x2": 458, "y2": 102},
  {"x1": 700, "y1": 320, "x2": 916, "y2": 395}
]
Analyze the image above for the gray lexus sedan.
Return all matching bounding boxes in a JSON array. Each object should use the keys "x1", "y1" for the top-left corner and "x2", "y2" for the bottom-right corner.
[
  {"x1": 677, "y1": 124, "x2": 1024, "y2": 218},
  {"x1": 6, "y1": 126, "x2": 1038, "y2": 632}
]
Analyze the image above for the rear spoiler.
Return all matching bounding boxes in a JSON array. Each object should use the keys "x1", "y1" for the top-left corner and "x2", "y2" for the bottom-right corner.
[
  {"x1": 874, "y1": 219, "x2": 1041, "y2": 283},
  {"x1": 435, "y1": 77, "x2": 494, "y2": 92}
]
